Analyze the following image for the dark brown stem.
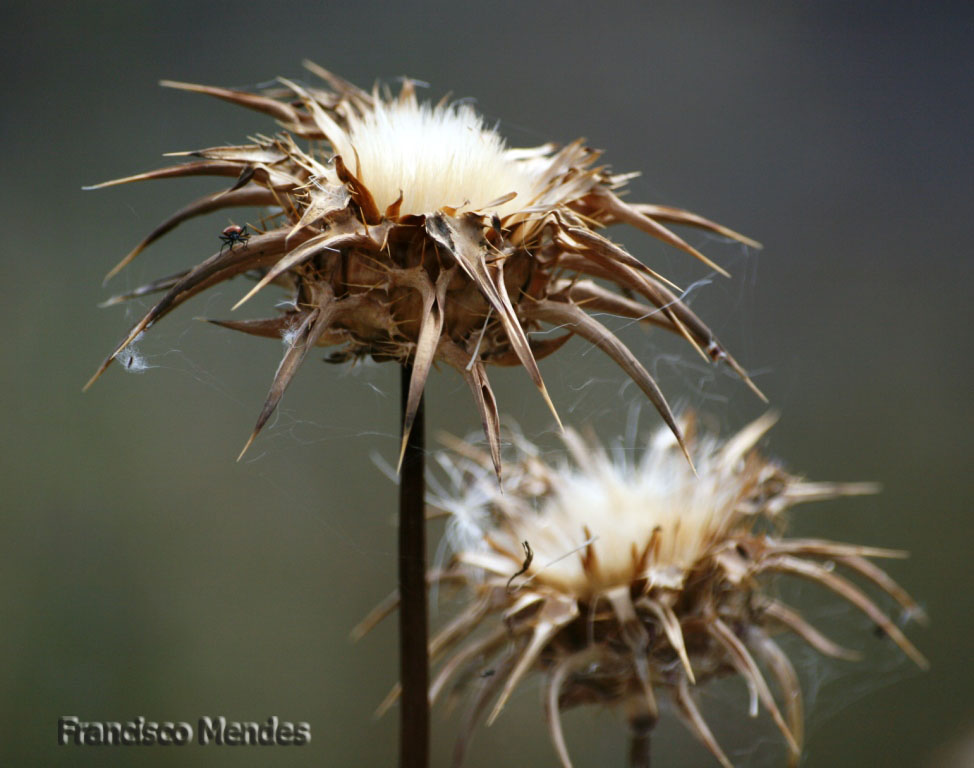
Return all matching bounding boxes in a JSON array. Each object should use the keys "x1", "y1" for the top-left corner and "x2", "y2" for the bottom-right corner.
[
  {"x1": 399, "y1": 363, "x2": 429, "y2": 768},
  {"x1": 629, "y1": 729, "x2": 651, "y2": 768},
  {"x1": 628, "y1": 715, "x2": 654, "y2": 768}
]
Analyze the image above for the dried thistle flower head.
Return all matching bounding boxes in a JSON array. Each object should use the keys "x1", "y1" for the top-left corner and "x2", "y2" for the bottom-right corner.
[
  {"x1": 86, "y1": 62, "x2": 762, "y2": 469},
  {"x1": 393, "y1": 414, "x2": 926, "y2": 767}
]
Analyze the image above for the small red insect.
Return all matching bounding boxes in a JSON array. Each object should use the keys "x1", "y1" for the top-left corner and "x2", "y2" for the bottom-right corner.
[{"x1": 219, "y1": 224, "x2": 251, "y2": 253}]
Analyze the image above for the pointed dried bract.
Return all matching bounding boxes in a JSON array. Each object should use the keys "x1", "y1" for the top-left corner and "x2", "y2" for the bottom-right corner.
[
  {"x1": 87, "y1": 64, "x2": 761, "y2": 466},
  {"x1": 405, "y1": 414, "x2": 925, "y2": 767}
]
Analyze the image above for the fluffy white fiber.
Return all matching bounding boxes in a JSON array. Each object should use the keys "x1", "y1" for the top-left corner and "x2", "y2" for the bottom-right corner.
[
  {"x1": 334, "y1": 98, "x2": 542, "y2": 217},
  {"x1": 521, "y1": 429, "x2": 739, "y2": 596},
  {"x1": 439, "y1": 418, "x2": 775, "y2": 600}
]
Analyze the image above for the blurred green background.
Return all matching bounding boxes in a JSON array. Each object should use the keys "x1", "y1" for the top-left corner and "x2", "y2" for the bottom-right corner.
[{"x1": 2, "y1": 1, "x2": 970, "y2": 766}]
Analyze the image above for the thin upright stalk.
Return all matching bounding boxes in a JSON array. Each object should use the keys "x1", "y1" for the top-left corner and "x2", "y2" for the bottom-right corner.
[
  {"x1": 628, "y1": 711, "x2": 655, "y2": 768},
  {"x1": 399, "y1": 363, "x2": 429, "y2": 768},
  {"x1": 629, "y1": 729, "x2": 651, "y2": 768}
]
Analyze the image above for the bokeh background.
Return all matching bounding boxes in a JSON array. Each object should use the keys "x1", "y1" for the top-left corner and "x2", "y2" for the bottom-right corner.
[{"x1": 2, "y1": 1, "x2": 971, "y2": 766}]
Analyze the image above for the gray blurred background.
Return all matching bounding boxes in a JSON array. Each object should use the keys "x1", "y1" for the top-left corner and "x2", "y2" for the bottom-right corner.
[{"x1": 2, "y1": 1, "x2": 971, "y2": 766}]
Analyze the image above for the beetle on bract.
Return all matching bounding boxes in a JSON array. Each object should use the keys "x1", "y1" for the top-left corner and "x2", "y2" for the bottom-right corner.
[{"x1": 219, "y1": 224, "x2": 250, "y2": 253}]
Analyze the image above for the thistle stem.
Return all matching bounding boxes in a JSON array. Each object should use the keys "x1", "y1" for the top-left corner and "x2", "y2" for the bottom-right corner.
[
  {"x1": 629, "y1": 730, "x2": 651, "y2": 768},
  {"x1": 628, "y1": 715, "x2": 654, "y2": 768},
  {"x1": 399, "y1": 363, "x2": 429, "y2": 768}
]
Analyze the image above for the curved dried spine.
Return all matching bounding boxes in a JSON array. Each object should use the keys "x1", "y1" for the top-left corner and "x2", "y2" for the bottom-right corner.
[
  {"x1": 104, "y1": 187, "x2": 277, "y2": 282},
  {"x1": 85, "y1": 231, "x2": 292, "y2": 390},
  {"x1": 709, "y1": 616, "x2": 800, "y2": 757},
  {"x1": 237, "y1": 296, "x2": 337, "y2": 459},
  {"x1": 543, "y1": 652, "x2": 577, "y2": 768},
  {"x1": 88, "y1": 64, "x2": 760, "y2": 463},
  {"x1": 757, "y1": 598, "x2": 861, "y2": 661},
  {"x1": 486, "y1": 595, "x2": 579, "y2": 726},
  {"x1": 82, "y1": 160, "x2": 246, "y2": 189},
  {"x1": 673, "y1": 676, "x2": 733, "y2": 768},
  {"x1": 757, "y1": 554, "x2": 927, "y2": 668},
  {"x1": 450, "y1": 655, "x2": 514, "y2": 768},
  {"x1": 586, "y1": 188, "x2": 731, "y2": 277},
  {"x1": 747, "y1": 628, "x2": 804, "y2": 768},
  {"x1": 834, "y1": 554, "x2": 928, "y2": 621},
  {"x1": 99, "y1": 269, "x2": 191, "y2": 307},
  {"x1": 430, "y1": 625, "x2": 510, "y2": 706},
  {"x1": 525, "y1": 299, "x2": 691, "y2": 466}
]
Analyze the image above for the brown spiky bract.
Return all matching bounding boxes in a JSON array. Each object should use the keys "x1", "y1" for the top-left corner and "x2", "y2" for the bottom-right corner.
[
  {"x1": 86, "y1": 63, "x2": 762, "y2": 469},
  {"x1": 372, "y1": 414, "x2": 926, "y2": 767}
]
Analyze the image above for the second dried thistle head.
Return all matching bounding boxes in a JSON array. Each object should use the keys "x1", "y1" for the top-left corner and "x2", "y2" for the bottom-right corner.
[{"x1": 393, "y1": 413, "x2": 927, "y2": 767}]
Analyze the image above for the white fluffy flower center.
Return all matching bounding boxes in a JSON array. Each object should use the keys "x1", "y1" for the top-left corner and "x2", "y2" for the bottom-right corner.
[
  {"x1": 472, "y1": 428, "x2": 749, "y2": 599},
  {"x1": 523, "y1": 454, "x2": 736, "y2": 596},
  {"x1": 334, "y1": 99, "x2": 541, "y2": 217}
]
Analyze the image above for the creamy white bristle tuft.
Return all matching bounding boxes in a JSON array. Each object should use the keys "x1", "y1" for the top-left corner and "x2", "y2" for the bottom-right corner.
[
  {"x1": 442, "y1": 421, "x2": 747, "y2": 599},
  {"x1": 333, "y1": 98, "x2": 542, "y2": 217}
]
